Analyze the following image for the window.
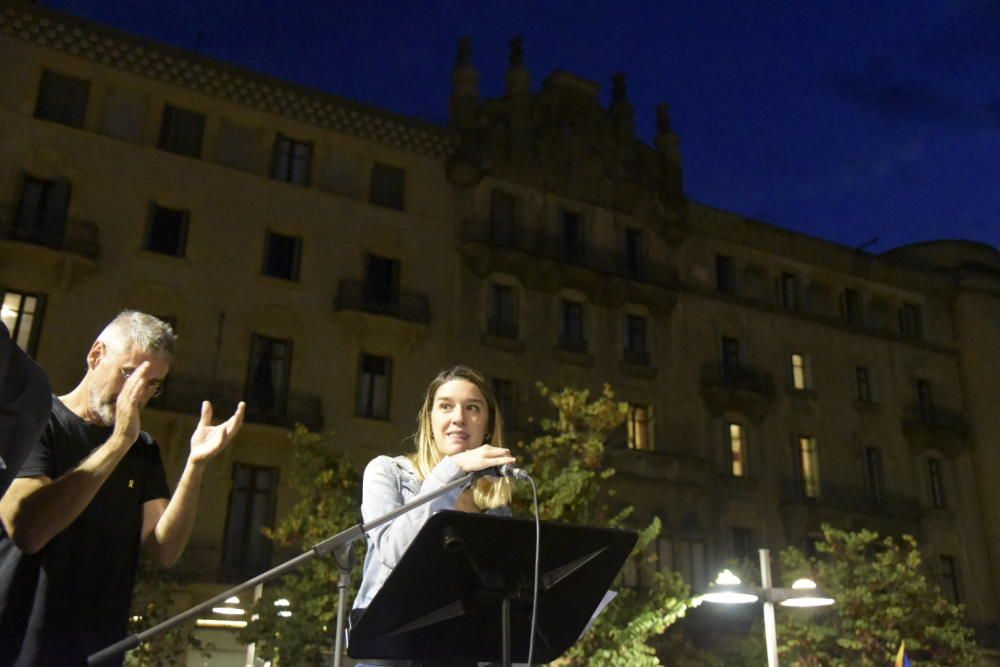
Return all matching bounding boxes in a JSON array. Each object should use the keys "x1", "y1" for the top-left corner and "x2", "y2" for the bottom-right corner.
[
  {"x1": 731, "y1": 527, "x2": 754, "y2": 563},
  {"x1": 561, "y1": 210, "x2": 584, "y2": 259},
  {"x1": 145, "y1": 204, "x2": 189, "y2": 257},
  {"x1": 245, "y1": 334, "x2": 292, "y2": 421},
  {"x1": 841, "y1": 289, "x2": 863, "y2": 325},
  {"x1": 790, "y1": 352, "x2": 812, "y2": 390},
  {"x1": 623, "y1": 228, "x2": 643, "y2": 277},
  {"x1": 221, "y1": 463, "x2": 278, "y2": 580},
  {"x1": 491, "y1": 377, "x2": 517, "y2": 429},
  {"x1": 900, "y1": 302, "x2": 923, "y2": 338},
  {"x1": 271, "y1": 134, "x2": 313, "y2": 185},
  {"x1": 364, "y1": 254, "x2": 401, "y2": 310},
  {"x1": 490, "y1": 189, "x2": 517, "y2": 246},
  {"x1": 15, "y1": 176, "x2": 70, "y2": 246},
  {"x1": 627, "y1": 404, "x2": 653, "y2": 451},
  {"x1": 928, "y1": 458, "x2": 947, "y2": 508},
  {"x1": 864, "y1": 447, "x2": 885, "y2": 505},
  {"x1": 1, "y1": 291, "x2": 45, "y2": 357},
  {"x1": 797, "y1": 435, "x2": 821, "y2": 498},
  {"x1": 487, "y1": 283, "x2": 518, "y2": 338},
  {"x1": 728, "y1": 423, "x2": 746, "y2": 477},
  {"x1": 715, "y1": 255, "x2": 734, "y2": 294},
  {"x1": 675, "y1": 538, "x2": 708, "y2": 592},
  {"x1": 158, "y1": 104, "x2": 205, "y2": 158},
  {"x1": 370, "y1": 162, "x2": 405, "y2": 210},
  {"x1": 721, "y1": 336, "x2": 741, "y2": 376},
  {"x1": 262, "y1": 231, "x2": 302, "y2": 281},
  {"x1": 623, "y1": 314, "x2": 648, "y2": 364},
  {"x1": 939, "y1": 555, "x2": 962, "y2": 604},
  {"x1": 855, "y1": 366, "x2": 873, "y2": 403},
  {"x1": 778, "y1": 272, "x2": 799, "y2": 309},
  {"x1": 559, "y1": 299, "x2": 586, "y2": 352},
  {"x1": 656, "y1": 537, "x2": 674, "y2": 572},
  {"x1": 356, "y1": 354, "x2": 392, "y2": 419},
  {"x1": 916, "y1": 378, "x2": 934, "y2": 419},
  {"x1": 34, "y1": 70, "x2": 90, "y2": 128}
]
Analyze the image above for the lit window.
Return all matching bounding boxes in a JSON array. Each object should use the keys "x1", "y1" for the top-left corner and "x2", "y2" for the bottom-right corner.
[
  {"x1": 791, "y1": 353, "x2": 812, "y2": 390},
  {"x1": 729, "y1": 423, "x2": 746, "y2": 477},
  {"x1": 797, "y1": 435, "x2": 821, "y2": 498},
  {"x1": 1, "y1": 291, "x2": 45, "y2": 357},
  {"x1": 627, "y1": 404, "x2": 653, "y2": 451}
]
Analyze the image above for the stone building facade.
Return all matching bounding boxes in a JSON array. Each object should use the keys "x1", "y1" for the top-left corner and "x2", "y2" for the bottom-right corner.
[{"x1": 1, "y1": 1, "x2": 998, "y2": 663}]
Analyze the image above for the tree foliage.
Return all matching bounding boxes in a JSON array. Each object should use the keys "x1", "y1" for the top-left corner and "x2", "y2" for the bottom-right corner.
[
  {"x1": 512, "y1": 383, "x2": 700, "y2": 666},
  {"x1": 775, "y1": 525, "x2": 978, "y2": 667},
  {"x1": 240, "y1": 426, "x2": 362, "y2": 666},
  {"x1": 126, "y1": 558, "x2": 209, "y2": 666}
]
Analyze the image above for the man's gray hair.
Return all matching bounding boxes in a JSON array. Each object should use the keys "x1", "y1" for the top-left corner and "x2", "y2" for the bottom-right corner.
[{"x1": 97, "y1": 310, "x2": 176, "y2": 358}]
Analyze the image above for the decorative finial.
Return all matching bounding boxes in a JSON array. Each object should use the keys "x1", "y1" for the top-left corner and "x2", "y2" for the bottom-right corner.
[
  {"x1": 509, "y1": 37, "x2": 525, "y2": 68},
  {"x1": 456, "y1": 36, "x2": 472, "y2": 68},
  {"x1": 612, "y1": 72, "x2": 627, "y2": 104},
  {"x1": 656, "y1": 103, "x2": 673, "y2": 134}
]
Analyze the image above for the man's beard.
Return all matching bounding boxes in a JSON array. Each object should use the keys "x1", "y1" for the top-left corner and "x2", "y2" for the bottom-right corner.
[{"x1": 87, "y1": 381, "x2": 117, "y2": 426}]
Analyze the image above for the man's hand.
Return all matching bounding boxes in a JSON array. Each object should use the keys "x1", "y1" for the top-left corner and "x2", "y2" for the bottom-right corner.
[
  {"x1": 188, "y1": 400, "x2": 246, "y2": 465},
  {"x1": 113, "y1": 361, "x2": 152, "y2": 444}
]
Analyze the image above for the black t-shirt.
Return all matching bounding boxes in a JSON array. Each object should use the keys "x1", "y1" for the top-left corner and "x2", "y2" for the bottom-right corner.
[{"x1": 0, "y1": 398, "x2": 170, "y2": 666}]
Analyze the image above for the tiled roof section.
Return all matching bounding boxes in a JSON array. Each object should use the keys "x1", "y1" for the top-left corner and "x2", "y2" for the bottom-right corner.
[{"x1": 0, "y1": 2, "x2": 458, "y2": 159}]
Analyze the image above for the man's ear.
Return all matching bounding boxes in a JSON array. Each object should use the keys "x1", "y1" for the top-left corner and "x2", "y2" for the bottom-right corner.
[{"x1": 86, "y1": 340, "x2": 105, "y2": 370}]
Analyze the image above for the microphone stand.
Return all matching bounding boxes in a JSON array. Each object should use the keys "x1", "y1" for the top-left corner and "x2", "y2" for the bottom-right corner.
[{"x1": 88, "y1": 470, "x2": 485, "y2": 667}]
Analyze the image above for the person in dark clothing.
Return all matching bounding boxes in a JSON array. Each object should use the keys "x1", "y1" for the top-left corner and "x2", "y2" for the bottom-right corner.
[
  {"x1": 0, "y1": 311, "x2": 246, "y2": 666},
  {"x1": 0, "y1": 321, "x2": 51, "y2": 495}
]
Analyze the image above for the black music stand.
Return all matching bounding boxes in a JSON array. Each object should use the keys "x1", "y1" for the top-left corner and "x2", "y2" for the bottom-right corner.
[{"x1": 348, "y1": 511, "x2": 636, "y2": 665}]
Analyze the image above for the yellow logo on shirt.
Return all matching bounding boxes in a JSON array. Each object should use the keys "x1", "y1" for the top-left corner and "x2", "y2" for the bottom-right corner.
[{"x1": 128, "y1": 479, "x2": 135, "y2": 489}]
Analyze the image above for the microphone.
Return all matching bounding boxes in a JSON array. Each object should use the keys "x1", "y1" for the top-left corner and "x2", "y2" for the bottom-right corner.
[{"x1": 491, "y1": 463, "x2": 531, "y2": 481}]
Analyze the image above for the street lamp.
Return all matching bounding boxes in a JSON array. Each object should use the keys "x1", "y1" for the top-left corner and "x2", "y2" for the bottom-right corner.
[{"x1": 701, "y1": 548, "x2": 834, "y2": 667}]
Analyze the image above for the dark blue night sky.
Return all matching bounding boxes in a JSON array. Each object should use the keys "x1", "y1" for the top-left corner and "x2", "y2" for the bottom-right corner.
[{"x1": 43, "y1": 0, "x2": 1000, "y2": 253}]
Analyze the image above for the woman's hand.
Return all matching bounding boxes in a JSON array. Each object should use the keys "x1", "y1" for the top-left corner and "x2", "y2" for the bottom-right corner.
[{"x1": 449, "y1": 444, "x2": 515, "y2": 473}]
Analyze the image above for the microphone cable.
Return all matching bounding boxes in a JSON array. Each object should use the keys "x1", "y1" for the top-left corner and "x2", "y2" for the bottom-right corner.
[{"x1": 525, "y1": 474, "x2": 540, "y2": 666}]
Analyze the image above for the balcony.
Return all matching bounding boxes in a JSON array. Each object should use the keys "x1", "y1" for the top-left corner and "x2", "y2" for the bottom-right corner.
[
  {"x1": 779, "y1": 479, "x2": 921, "y2": 536},
  {"x1": 0, "y1": 203, "x2": 99, "y2": 289},
  {"x1": 901, "y1": 405, "x2": 969, "y2": 457},
  {"x1": 333, "y1": 279, "x2": 431, "y2": 325},
  {"x1": 148, "y1": 374, "x2": 323, "y2": 431},
  {"x1": 698, "y1": 361, "x2": 775, "y2": 422},
  {"x1": 459, "y1": 219, "x2": 678, "y2": 313}
]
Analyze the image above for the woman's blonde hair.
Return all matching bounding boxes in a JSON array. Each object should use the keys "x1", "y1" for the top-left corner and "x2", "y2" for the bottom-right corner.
[{"x1": 410, "y1": 365, "x2": 512, "y2": 510}]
